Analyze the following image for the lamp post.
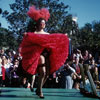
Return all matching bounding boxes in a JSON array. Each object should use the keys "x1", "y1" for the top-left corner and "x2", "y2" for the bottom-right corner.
[
  {"x1": 72, "y1": 16, "x2": 78, "y2": 22},
  {"x1": 71, "y1": 15, "x2": 79, "y2": 50},
  {"x1": 72, "y1": 16, "x2": 78, "y2": 35}
]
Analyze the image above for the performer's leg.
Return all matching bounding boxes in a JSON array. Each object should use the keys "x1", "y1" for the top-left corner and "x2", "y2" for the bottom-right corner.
[
  {"x1": 36, "y1": 55, "x2": 46, "y2": 98},
  {"x1": 42, "y1": 66, "x2": 49, "y2": 86},
  {"x1": 42, "y1": 57, "x2": 50, "y2": 86}
]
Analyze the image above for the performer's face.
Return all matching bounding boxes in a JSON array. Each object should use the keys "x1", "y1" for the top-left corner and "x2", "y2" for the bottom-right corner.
[{"x1": 39, "y1": 20, "x2": 46, "y2": 29}]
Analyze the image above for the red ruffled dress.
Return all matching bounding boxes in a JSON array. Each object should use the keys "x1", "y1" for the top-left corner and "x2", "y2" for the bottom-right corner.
[{"x1": 20, "y1": 32, "x2": 69, "y2": 75}]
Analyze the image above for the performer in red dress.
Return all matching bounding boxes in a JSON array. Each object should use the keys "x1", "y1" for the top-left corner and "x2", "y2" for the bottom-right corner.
[{"x1": 20, "y1": 6, "x2": 69, "y2": 98}]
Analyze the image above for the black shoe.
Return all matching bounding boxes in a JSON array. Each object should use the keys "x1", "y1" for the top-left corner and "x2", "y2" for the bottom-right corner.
[
  {"x1": 35, "y1": 89, "x2": 44, "y2": 99},
  {"x1": 39, "y1": 95, "x2": 44, "y2": 99}
]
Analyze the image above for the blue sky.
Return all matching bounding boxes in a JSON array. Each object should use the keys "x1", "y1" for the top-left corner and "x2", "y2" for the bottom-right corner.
[
  {"x1": 61, "y1": 0, "x2": 100, "y2": 28},
  {"x1": 0, "y1": 0, "x2": 100, "y2": 28},
  {"x1": 0, "y1": 0, "x2": 14, "y2": 28}
]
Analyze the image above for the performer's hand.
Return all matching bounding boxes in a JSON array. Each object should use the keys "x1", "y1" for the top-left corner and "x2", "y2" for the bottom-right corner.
[
  {"x1": 65, "y1": 33, "x2": 68, "y2": 36},
  {"x1": 23, "y1": 32, "x2": 27, "y2": 36}
]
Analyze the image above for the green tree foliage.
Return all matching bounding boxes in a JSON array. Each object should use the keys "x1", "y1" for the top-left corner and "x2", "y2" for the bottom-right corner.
[
  {"x1": 2, "y1": 0, "x2": 73, "y2": 36},
  {"x1": 79, "y1": 23, "x2": 93, "y2": 48},
  {"x1": 1, "y1": 0, "x2": 79, "y2": 50},
  {"x1": 0, "y1": 8, "x2": 2, "y2": 27},
  {"x1": 0, "y1": 27, "x2": 18, "y2": 50},
  {"x1": 2, "y1": 0, "x2": 100, "y2": 52},
  {"x1": 93, "y1": 21, "x2": 100, "y2": 46},
  {"x1": 77, "y1": 21, "x2": 100, "y2": 51}
]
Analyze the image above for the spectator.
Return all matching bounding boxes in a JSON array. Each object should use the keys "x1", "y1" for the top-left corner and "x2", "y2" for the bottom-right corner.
[
  {"x1": 0, "y1": 57, "x2": 3, "y2": 86},
  {"x1": 72, "y1": 57, "x2": 82, "y2": 90},
  {"x1": 63, "y1": 61, "x2": 75, "y2": 89},
  {"x1": 10, "y1": 59, "x2": 19, "y2": 87},
  {"x1": 0, "y1": 48, "x2": 7, "y2": 57},
  {"x1": 96, "y1": 55, "x2": 100, "y2": 80},
  {"x1": 89, "y1": 58, "x2": 99, "y2": 83}
]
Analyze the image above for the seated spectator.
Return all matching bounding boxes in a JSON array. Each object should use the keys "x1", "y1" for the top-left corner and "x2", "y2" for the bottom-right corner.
[
  {"x1": 96, "y1": 55, "x2": 100, "y2": 81},
  {"x1": 89, "y1": 58, "x2": 99, "y2": 83}
]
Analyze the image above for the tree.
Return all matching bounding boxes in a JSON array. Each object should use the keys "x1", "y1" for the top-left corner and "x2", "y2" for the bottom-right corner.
[
  {"x1": 0, "y1": 27, "x2": 18, "y2": 50},
  {"x1": 2, "y1": 0, "x2": 75, "y2": 43},
  {"x1": 0, "y1": 8, "x2": 2, "y2": 27},
  {"x1": 78, "y1": 23, "x2": 93, "y2": 50},
  {"x1": 92, "y1": 21, "x2": 100, "y2": 49},
  {"x1": 77, "y1": 21, "x2": 100, "y2": 52}
]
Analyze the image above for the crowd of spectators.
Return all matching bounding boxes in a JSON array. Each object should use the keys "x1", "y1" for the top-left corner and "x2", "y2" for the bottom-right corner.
[
  {"x1": 0, "y1": 47, "x2": 100, "y2": 91},
  {"x1": 0, "y1": 48, "x2": 22, "y2": 87}
]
